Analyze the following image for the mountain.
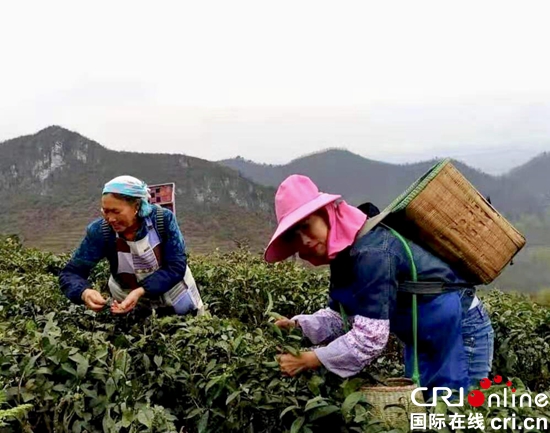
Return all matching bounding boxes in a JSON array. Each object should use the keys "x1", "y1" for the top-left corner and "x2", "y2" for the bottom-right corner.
[
  {"x1": 221, "y1": 149, "x2": 550, "y2": 292},
  {"x1": 220, "y1": 149, "x2": 543, "y2": 220},
  {"x1": 508, "y1": 152, "x2": 550, "y2": 208},
  {"x1": 4, "y1": 126, "x2": 550, "y2": 292},
  {"x1": 0, "y1": 126, "x2": 276, "y2": 253}
]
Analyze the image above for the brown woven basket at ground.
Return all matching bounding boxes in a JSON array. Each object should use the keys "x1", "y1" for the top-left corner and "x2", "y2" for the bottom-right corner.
[
  {"x1": 362, "y1": 378, "x2": 424, "y2": 429},
  {"x1": 406, "y1": 163, "x2": 525, "y2": 284}
]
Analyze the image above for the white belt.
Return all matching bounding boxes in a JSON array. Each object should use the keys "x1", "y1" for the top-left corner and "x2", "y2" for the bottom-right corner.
[{"x1": 469, "y1": 295, "x2": 480, "y2": 310}]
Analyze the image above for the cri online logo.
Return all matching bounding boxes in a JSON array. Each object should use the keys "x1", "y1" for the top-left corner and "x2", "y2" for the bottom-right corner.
[
  {"x1": 411, "y1": 375, "x2": 515, "y2": 407},
  {"x1": 468, "y1": 375, "x2": 515, "y2": 407}
]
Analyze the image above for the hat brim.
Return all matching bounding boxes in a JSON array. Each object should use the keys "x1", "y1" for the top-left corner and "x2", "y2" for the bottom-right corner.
[{"x1": 264, "y1": 193, "x2": 341, "y2": 263}]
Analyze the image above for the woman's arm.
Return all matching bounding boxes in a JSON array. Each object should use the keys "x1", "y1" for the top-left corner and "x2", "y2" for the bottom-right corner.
[
  {"x1": 291, "y1": 307, "x2": 346, "y2": 345},
  {"x1": 59, "y1": 220, "x2": 107, "y2": 304},
  {"x1": 141, "y1": 209, "x2": 187, "y2": 296},
  {"x1": 313, "y1": 315, "x2": 390, "y2": 377},
  {"x1": 313, "y1": 250, "x2": 398, "y2": 377}
]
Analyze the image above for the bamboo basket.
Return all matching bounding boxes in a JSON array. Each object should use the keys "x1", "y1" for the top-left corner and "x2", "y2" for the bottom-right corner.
[
  {"x1": 381, "y1": 159, "x2": 526, "y2": 284},
  {"x1": 362, "y1": 378, "x2": 425, "y2": 429}
]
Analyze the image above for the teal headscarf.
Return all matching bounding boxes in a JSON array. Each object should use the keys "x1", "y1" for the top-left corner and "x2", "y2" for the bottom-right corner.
[{"x1": 102, "y1": 175, "x2": 154, "y2": 217}]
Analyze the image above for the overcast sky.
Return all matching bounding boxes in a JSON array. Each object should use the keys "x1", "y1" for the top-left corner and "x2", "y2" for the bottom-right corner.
[{"x1": 1, "y1": 0, "x2": 550, "y2": 174}]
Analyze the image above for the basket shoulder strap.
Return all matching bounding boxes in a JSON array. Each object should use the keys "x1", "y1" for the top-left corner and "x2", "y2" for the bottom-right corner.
[
  {"x1": 399, "y1": 281, "x2": 476, "y2": 295},
  {"x1": 155, "y1": 205, "x2": 165, "y2": 240},
  {"x1": 101, "y1": 219, "x2": 113, "y2": 243}
]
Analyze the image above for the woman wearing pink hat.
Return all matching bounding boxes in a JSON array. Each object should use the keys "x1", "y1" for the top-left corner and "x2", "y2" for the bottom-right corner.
[{"x1": 265, "y1": 175, "x2": 494, "y2": 392}]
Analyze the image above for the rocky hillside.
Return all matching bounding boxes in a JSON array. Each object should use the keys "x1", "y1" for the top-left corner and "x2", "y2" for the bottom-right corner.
[{"x1": 0, "y1": 126, "x2": 276, "y2": 253}]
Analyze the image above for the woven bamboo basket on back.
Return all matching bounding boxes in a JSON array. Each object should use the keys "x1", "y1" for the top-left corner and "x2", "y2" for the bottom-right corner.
[
  {"x1": 382, "y1": 158, "x2": 526, "y2": 284},
  {"x1": 358, "y1": 159, "x2": 525, "y2": 427}
]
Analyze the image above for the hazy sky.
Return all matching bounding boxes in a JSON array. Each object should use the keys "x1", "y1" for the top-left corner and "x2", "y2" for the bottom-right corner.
[{"x1": 2, "y1": 0, "x2": 550, "y2": 174}]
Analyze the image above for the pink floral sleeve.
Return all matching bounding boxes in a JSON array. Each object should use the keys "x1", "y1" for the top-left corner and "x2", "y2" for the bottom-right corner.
[
  {"x1": 291, "y1": 308, "x2": 345, "y2": 345},
  {"x1": 313, "y1": 315, "x2": 390, "y2": 378}
]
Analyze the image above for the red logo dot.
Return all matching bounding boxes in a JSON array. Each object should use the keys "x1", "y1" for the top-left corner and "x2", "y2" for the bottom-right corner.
[
  {"x1": 468, "y1": 390, "x2": 486, "y2": 407},
  {"x1": 494, "y1": 375, "x2": 503, "y2": 384},
  {"x1": 512, "y1": 388, "x2": 516, "y2": 393},
  {"x1": 506, "y1": 381, "x2": 512, "y2": 387},
  {"x1": 480, "y1": 378, "x2": 492, "y2": 389}
]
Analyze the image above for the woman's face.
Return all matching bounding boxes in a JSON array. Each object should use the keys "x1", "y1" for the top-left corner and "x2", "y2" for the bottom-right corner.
[
  {"x1": 286, "y1": 212, "x2": 330, "y2": 263},
  {"x1": 101, "y1": 194, "x2": 139, "y2": 233}
]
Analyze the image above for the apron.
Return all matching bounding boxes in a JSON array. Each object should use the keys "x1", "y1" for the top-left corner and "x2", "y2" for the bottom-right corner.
[{"x1": 107, "y1": 216, "x2": 204, "y2": 315}]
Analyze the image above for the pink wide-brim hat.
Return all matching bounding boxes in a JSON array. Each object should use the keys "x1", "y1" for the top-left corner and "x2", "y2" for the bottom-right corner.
[{"x1": 264, "y1": 174, "x2": 341, "y2": 263}]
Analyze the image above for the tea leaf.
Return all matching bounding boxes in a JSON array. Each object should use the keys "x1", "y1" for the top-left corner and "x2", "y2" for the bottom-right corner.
[
  {"x1": 226, "y1": 390, "x2": 240, "y2": 405},
  {"x1": 290, "y1": 416, "x2": 305, "y2": 433},
  {"x1": 342, "y1": 392, "x2": 364, "y2": 419}
]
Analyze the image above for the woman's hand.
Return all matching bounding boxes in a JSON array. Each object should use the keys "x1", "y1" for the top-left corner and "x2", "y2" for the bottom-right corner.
[
  {"x1": 81, "y1": 289, "x2": 107, "y2": 312},
  {"x1": 277, "y1": 351, "x2": 321, "y2": 376},
  {"x1": 275, "y1": 317, "x2": 298, "y2": 330},
  {"x1": 111, "y1": 287, "x2": 145, "y2": 314}
]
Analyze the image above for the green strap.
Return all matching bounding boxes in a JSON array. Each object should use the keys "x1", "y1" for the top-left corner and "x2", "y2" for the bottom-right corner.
[
  {"x1": 386, "y1": 226, "x2": 420, "y2": 386},
  {"x1": 339, "y1": 302, "x2": 350, "y2": 333}
]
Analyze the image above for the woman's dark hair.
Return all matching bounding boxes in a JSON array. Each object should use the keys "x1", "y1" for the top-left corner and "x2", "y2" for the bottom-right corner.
[
  {"x1": 282, "y1": 206, "x2": 331, "y2": 243},
  {"x1": 103, "y1": 192, "x2": 141, "y2": 208},
  {"x1": 313, "y1": 207, "x2": 331, "y2": 228}
]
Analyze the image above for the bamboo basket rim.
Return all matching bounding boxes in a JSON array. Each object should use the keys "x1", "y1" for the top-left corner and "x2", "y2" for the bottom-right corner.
[
  {"x1": 361, "y1": 377, "x2": 424, "y2": 427},
  {"x1": 362, "y1": 377, "x2": 418, "y2": 392},
  {"x1": 385, "y1": 159, "x2": 450, "y2": 213},
  {"x1": 373, "y1": 158, "x2": 525, "y2": 283}
]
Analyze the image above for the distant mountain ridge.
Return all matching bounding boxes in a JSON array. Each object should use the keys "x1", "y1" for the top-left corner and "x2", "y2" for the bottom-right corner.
[
  {"x1": 220, "y1": 149, "x2": 544, "y2": 219},
  {"x1": 0, "y1": 126, "x2": 276, "y2": 253},
  {"x1": 2, "y1": 125, "x2": 549, "y2": 255},
  {"x1": 3, "y1": 126, "x2": 550, "y2": 292},
  {"x1": 507, "y1": 151, "x2": 550, "y2": 207}
]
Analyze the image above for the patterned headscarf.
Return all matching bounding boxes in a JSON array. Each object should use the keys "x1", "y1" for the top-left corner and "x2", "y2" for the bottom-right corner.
[{"x1": 102, "y1": 175, "x2": 153, "y2": 217}]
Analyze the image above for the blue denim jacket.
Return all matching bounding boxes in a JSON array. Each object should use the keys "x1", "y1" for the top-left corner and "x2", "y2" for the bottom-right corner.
[
  {"x1": 59, "y1": 207, "x2": 187, "y2": 305},
  {"x1": 329, "y1": 225, "x2": 472, "y2": 391}
]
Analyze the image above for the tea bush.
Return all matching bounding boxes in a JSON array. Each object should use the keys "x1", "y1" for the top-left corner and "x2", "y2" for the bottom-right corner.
[
  {"x1": 483, "y1": 290, "x2": 550, "y2": 391},
  {"x1": 191, "y1": 250, "x2": 329, "y2": 326},
  {"x1": 0, "y1": 391, "x2": 32, "y2": 428},
  {"x1": 1, "y1": 238, "x2": 549, "y2": 432}
]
